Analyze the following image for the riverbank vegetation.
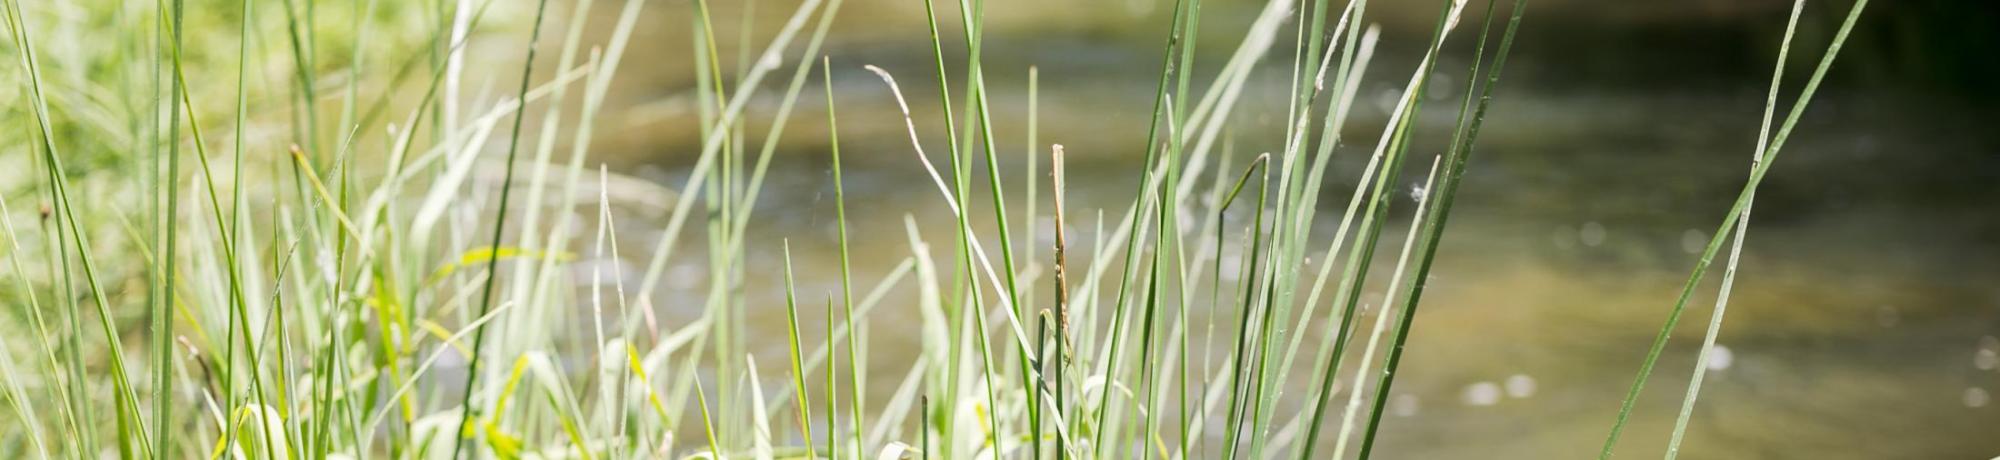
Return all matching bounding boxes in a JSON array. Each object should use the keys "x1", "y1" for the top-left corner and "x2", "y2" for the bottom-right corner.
[{"x1": 0, "y1": 0, "x2": 1867, "y2": 458}]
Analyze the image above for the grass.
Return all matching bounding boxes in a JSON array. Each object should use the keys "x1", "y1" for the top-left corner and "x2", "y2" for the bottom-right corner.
[
  {"x1": 1599, "y1": 0, "x2": 1870, "y2": 457},
  {"x1": 0, "y1": 0, "x2": 1874, "y2": 458}
]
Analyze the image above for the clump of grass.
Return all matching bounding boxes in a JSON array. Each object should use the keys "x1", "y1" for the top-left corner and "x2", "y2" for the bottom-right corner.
[{"x1": 0, "y1": 0, "x2": 1876, "y2": 457}]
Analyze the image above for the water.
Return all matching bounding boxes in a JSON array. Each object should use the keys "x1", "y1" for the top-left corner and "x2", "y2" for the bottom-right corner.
[{"x1": 575, "y1": 0, "x2": 2000, "y2": 457}]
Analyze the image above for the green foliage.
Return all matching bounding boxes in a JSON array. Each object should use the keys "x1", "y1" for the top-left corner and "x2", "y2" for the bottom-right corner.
[{"x1": 0, "y1": 0, "x2": 1869, "y2": 458}]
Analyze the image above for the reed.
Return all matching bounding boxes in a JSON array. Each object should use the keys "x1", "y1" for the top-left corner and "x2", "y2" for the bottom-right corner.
[{"x1": 0, "y1": 0, "x2": 1881, "y2": 457}]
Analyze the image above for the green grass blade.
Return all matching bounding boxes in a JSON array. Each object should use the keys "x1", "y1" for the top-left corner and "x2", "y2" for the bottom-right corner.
[
  {"x1": 782, "y1": 243, "x2": 819, "y2": 459},
  {"x1": 4, "y1": 0, "x2": 154, "y2": 454},
  {"x1": 447, "y1": 0, "x2": 556, "y2": 456}
]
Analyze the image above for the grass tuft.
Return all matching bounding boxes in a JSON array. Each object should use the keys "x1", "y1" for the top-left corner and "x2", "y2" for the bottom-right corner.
[{"x1": 0, "y1": 0, "x2": 1886, "y2": 457}]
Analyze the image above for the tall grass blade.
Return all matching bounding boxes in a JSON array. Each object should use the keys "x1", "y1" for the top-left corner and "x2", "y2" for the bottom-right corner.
[
  {"x1": 4, "y1": 0, "x2": 154, "y2": 454},
  {"x1": 782, "y1": 243, "x2": 820, "y2": 459},
  {"x1": 448, "y1": 0, "x2": 555, "y2": 456}
]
